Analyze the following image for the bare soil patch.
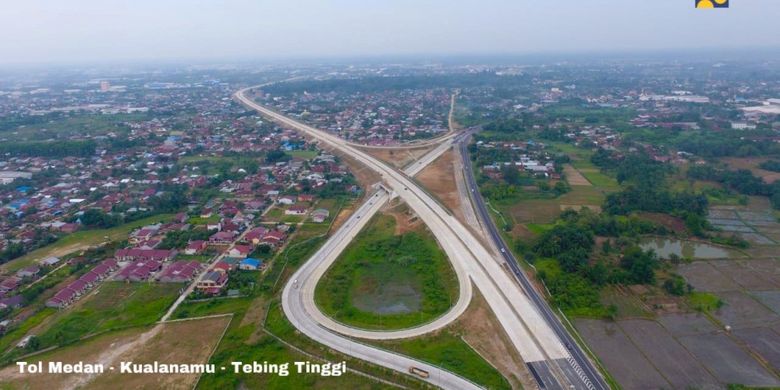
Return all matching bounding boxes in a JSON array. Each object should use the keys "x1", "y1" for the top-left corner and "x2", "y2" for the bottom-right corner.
[
  {"x1": 723, "y1": 157, "x2": 780, "y2": 184},
  {"x1": 85, "y1": 316, "x2": 231, "y2": 390},
  {"x1": 360, "y1": 146, "x2": 435, "y2": 169},
  {"x1": 320, "y1": 145, "x2": 381, "y2": 189},
  {"x1": 381, "y1": 201, "x2": 423, "y2": 235},
  {"x1": 0, "y1": 317, "x2": 231, "y2": 390},
  {"x1": 456, "y1": 288, "x2": 537, "y2": 390},
  {"x1": 636, "y1": 212, "x2": 687, "y2": 233},
  {"x1": 416, "y1": 150, "x2": 463, "y2": 219},
  {"x1": 563, "y1": 164, "x2": 591, "y2": 186}
]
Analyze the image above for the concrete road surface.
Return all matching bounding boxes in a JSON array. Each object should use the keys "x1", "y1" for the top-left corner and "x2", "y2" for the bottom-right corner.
[{"x1": 236, "y1": 86, "x2": 596, "y2": 390}]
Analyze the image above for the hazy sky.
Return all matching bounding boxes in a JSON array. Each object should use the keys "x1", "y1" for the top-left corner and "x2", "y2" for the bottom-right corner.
[{"x1": 2, "y1": 0, "x2": 778, "y2": 65}]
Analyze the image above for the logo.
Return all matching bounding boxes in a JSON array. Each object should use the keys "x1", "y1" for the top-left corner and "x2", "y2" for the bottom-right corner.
[{"x1": 696, "y1": 0, "x2": 728, "y2": 8}]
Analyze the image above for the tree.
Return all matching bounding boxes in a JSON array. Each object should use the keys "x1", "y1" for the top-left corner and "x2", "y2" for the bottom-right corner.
[
  {"x1": 620, "y1": 247, "x2": 659, "y2": 284},
  {"x1": 265, "y1": 150, "x2": 291, "y2": 163},
  {"x1": 663, "y1": 274, "x2": 689, "y2": 296},
  {"x1": 534, "y1": 224, "x2": 594, "y2": 257},
  {"x1": 501, "y1": 165, "x2": 521, "y2": 185},
  {"x1": 80, "y1": 209, "x2": 121, "y2": 229}
]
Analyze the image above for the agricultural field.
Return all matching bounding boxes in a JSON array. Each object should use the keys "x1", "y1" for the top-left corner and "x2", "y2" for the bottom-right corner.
[
  {"x1": 473, "y1": 136, "x2": 780, "y2": 388},
  {"x1": 315, "y1": 214, "x2": 458, "y2": 330}
]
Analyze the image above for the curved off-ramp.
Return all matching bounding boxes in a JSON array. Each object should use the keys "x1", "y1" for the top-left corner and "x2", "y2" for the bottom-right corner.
[
  {"x1": 295, "y1": 132, "x2": 473, "y2": 340},
  {"x1": 237, "y1": 85, "x2": 597, "y2": 390}
]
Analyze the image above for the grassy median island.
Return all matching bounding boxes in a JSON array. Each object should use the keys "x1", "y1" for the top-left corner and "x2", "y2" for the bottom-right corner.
[{"x1": 315, "y1": 214, "x2": 458, "y2": 330}]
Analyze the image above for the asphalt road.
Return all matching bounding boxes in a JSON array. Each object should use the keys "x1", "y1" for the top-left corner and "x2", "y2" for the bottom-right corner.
[
  {"x1": 457, "y1": 136, "x2": 608, "y2": 390},
  {"x1": 294, "y1": 136, "x2": 474, "y2": 340},
  {"x1": 235, "y1": 87, "x2": 590, "y2": 389}
]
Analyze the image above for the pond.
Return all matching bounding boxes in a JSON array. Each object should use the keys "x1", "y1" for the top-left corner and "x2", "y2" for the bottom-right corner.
[{"x1": 639, "y1": 238, "x2": 732, "y2": 259}]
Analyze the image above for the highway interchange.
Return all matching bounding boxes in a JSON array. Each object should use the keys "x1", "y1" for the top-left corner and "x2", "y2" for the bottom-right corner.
[{"x1": 235, "y1": 86, "x2": 606, "y2": 390}]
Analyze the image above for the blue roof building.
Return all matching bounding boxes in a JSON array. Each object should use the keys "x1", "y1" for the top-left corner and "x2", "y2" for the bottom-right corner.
[{"x1": 239, "y1": 258, "x2": 263, "y2": 271}]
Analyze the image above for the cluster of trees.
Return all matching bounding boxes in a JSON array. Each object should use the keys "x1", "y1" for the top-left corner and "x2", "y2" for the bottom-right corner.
[
  {"x1": 530, "y1": 209, "x2": 664, "y2": 314},
  {"x1": 483, "y1": 118, "x2": 525, "y2": 133},
  {"x1": 262, "y1": 73, "x2": 526, "y2": 95},
  {"x1": 0, "y1": 242, "x2": 25, "y2": 264},
  {"x1": 0, "y1": 140, "x2": 96, "y2": 157},
  {"x1": 158, "y1": 228, "x2": 214, "y2": 250},
  {"x1": 79, "y1": 209, "x2": 122, "y2": 229},
  {"x1": 149, "y1": 185, "x2": 189, "y2": 213},
  {"x1": 604, "y1": 187, "x2": 709, "y2": 217},
  {"x1": 672, "y1": 130, "x2": 780, "y2": 158},
  {"x1": 265, "y1": 149, "x2": 292, "y2": 164},
  {"x1": 759, "y1": 160, "x2": 780, "y2": 173},
  {"x1": 688, "y1": 165, "x2": 780, "y2": 210},
  {"x1": 593, "y1": 149, "x2": 709, "y2": 219}
]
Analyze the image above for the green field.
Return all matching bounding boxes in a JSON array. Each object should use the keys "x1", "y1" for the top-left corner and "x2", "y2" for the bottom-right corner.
[
  {"x1": 2, "y1": 214, "x2": 174, "y2": 273},
  {"x1": 288, "y1": 150, "x2": 319, "y2": 159},
  {"x1": 33, "y1": 282, "x2": 180, "y2": 348},
  {"x1": 264, "y1": 206, "x2": 307, "y2": 223},
  {"x1": 374, "y1": 332, "x2": 511, "y2": 390},
  {"x1": 315, "y1": 214, "x2": 458, "y2": 330}
]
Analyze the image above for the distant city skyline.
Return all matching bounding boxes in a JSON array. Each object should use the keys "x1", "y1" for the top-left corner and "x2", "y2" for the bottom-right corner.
[{"x1": 1, "y1": 0, "x2": 778, "y2": 65}]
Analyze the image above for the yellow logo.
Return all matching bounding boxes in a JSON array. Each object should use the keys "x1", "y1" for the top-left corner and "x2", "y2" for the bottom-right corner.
[{"x1": 696, "y1": 0, "x2": 728, "y2": 8}]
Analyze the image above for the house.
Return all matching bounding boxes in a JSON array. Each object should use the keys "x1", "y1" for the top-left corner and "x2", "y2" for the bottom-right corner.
[
  {"x1": 239, "y1": 258, "x2": 263, "y2": 271},
  {"x1": 130, "y1": 228, "x2": 158, "y2": 244},
  {"x1": 262, "y1": 230, "x2": 287, "y2": 246},
  {"x1": 115, "y1": 248, "x2": 176, "y2": 262},
  {"x1": 277, "y1": 195, "x2": 296, "y2": 205},
  {"x1": 196, "y1": 271, "x2": 228, "y2": 294},
  {"x1": 209, "y1": 231, "x2": 236, "y2": 245},
  {"x1": 297, "y1": 194, "x2": 315, "y2": 202},
  {"x1": 227, "y1": 245, "x2": 252, "y2": 259},
  {"x1": 185, "y1": 240, "x2": 207, "y2": 255},
  {"x1": 16, "y1": 266, "x2": 40, "y2": 279},
  {"x1": 41, "y1": 256, "x2": 61, "y2": 266},
  {"x1": 311, "y1": 208, "x2": 330, "y2": 223},
  {"x1": 212, "y1": 261, "x2": 233, "y2": 273},
  {"x1": 0, "y1": 295, "x2": 23, "y2": 310},
  {"x1": 0, "y1": 278, "x2": 21, "y2": 293},
  {"x1": 157, "y1": 261, "x2": 201, "y2": 283},
  {"x1": 46, "y1": 287, "x2": 78, "y2": 308},
  {"x1": 115, "y1": 260, "x2": 162, "y2": 282},
  {"x1": 285, "y1": 205, "x2": 308, "y2": 215},
  {"x1": 243, "y1": 227, "x2": 269, "y2": 245}
]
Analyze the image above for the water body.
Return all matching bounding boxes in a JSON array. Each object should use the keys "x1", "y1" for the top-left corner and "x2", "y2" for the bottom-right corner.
[
  {"x1": 640, "y1": 238, "x2": 731, "y2": 259},
  {"x1": 353, "y1": 281, "x2": 422, "y2": 315}
]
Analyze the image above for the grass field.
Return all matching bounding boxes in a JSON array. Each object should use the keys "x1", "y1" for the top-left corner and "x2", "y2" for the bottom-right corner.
[
  {"x1": 315, "y1": 214, "x2": 458, "y2": 330},
  {"x1": 374, "y1": 332, "x2": 511, "y2": 390},
  {"x1": 687, "y1": 292, "x2": 723, "y2": 313},
  {"x1": 33, "y1": 282, "x2": 180, "y2": 349},
  {"x1": 288, "y1": 150, "x2": 319, "y2": 159},
  {"x1": 2, "y1": 214, "x2": 174, "y2": 273}
]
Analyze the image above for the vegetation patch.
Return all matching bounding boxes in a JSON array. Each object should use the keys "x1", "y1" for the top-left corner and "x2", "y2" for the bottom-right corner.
[{"x1": 315, "y1": 214, "x2": 458, "y2": 330}]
